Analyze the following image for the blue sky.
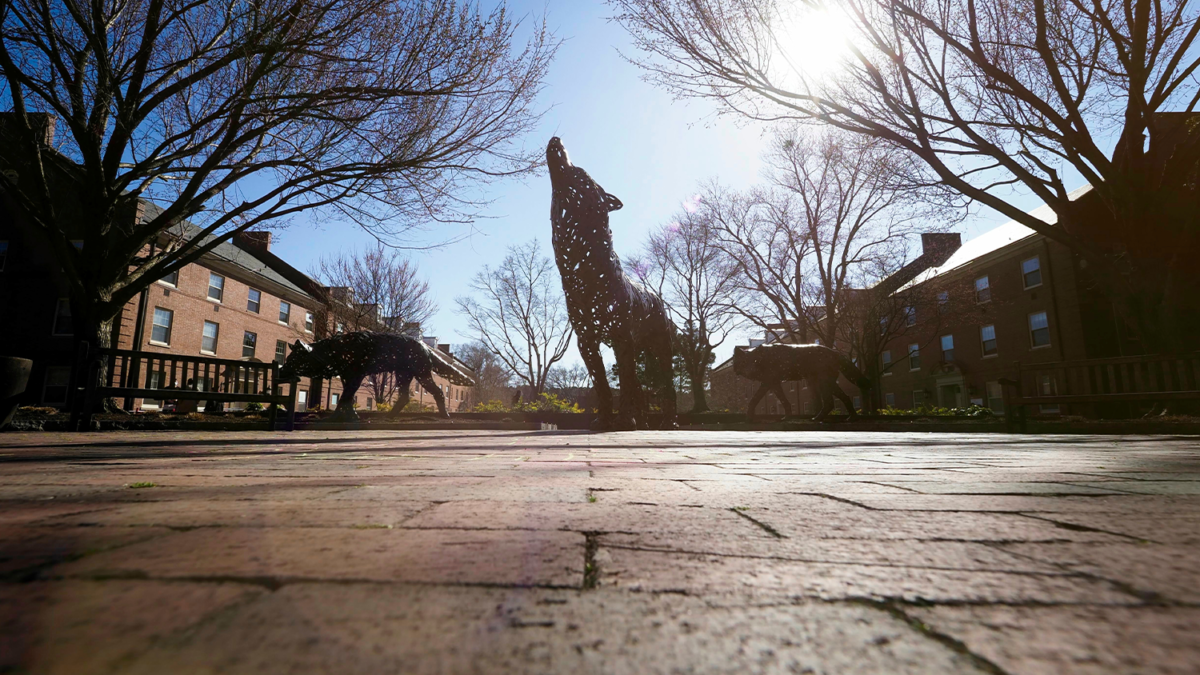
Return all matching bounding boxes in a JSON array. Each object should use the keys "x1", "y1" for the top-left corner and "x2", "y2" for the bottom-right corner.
[{"x1": 270, "y1": 0, "x2": 1012, "y2": 367}]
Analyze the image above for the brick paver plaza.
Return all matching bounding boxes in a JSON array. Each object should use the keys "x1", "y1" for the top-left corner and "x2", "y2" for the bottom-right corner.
[{"x1": 0, "y1": 430, "x2": 1197, "y2": 674}]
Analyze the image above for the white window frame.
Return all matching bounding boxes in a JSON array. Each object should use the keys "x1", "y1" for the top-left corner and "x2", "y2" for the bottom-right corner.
[
  {"x1": 247, "y1": 288, "x2": 262, "y2": 313},
  {"x1": 52, "y1": 298, "x2": 72, "y2": 336},
  {"x1": 207, "y1": 273, "x2": 225, "y2": 302},
  {"x1": 157, "y1": 269, "x2": 178, "y2": 287},
  {"x1": 279, "y1": 300, "x2": 291, "y2": 325},
  {"x1": 908, "y1": 343, "x2": 920, "y2": 371},
  {"x1": 1029, "y1": 311, "x2": 1052, "y2": 349},
  {"x1": 974, "y1": 275, "x2": 991, "y2": 303},
  {"x1": 881, "y1": 350, "x2": 892, "y2": 376},
  {"x1": 884, "y1": 392, "x2": 896, "y2": 407},
  {"x1": 1021, "y1": 256, "x2": 1043, "y2": 289},
  {"x1": 305, "y1": 311, "x2": 314, "y2": 333},
  {"x1": 242, "y1": 330, "x2": 257, "y2": 359},
  {"x1": 201, "y1": 320, "x2": 220, "y2": 354},
  {"x1": 912, "y1": 389, "x2": 926, "y2": 408},
  {"x1": 150, "y1": 307, "x2": 173, "y2": 346},
  {"x1": 940, "y1": 334, "x2": 954, "y2": 362},
  {"x1": 274, "y1": 340, "x2": 288, "y2": 364},
  {"x1": 904, "y1": 306, "x2": 916, "y2": 327},
  {"x1": 980, "y1": 324, "x2": 998, "y2": 358}
]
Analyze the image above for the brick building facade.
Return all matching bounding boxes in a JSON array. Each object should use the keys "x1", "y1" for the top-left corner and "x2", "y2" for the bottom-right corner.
[{"x1": 710, "y1": 188, "x2": 1106, "y2": 417}]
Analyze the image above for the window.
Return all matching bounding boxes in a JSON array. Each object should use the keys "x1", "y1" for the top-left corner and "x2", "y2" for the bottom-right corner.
[
  {"x1": 986, "y1": 381, "x2": 1005, "y2": 413},
  {"x1": 202, "y1": 321, "x2": 219, "y2": 353},
  {"x1": 297, "y1": 390, "x2": 308, "y2": 412},
  {"x1": 159, "y1": 270, "x2": 178, "y2": 287},
  {"x1": 52, "y1": 298, "x2": 72, "y2": 336},
  {"x1": 275, "y1": 340, "x2": 288, "y2": 363},
  {"x1": 335, "y1": 322, "x2": 345, "y2": 334},
  {"x1": 143, "y1": 370, "x2": 167, "y2": 408},
  {"x1": 1039, "y1": 374, "x2": 1060, "y2": 413},
  {"x1": 0, "y1": 240, "x2": 8, "y2": 271},
  {"x1": 881, "y1": 350, "x2": 892, "y2": 375},
  {"x1": 940, "y1": 334, "x2": 954, "y2": 362},
  {"x1": 279, "y1": 301, "x2": 291, "y2": 324},
  {"x1": 908, "y1": 343, "x2": 920, "y2": 371},
  {"x1": 879, "y1": 315, "x2": 888, "y2": 335},
  {"x1": 150, "y1": 307, "x2": 173, "y2": 344},
  {"x1": 904, "y1": 306, "x2": 916, "y2": 327},
  {"x1": 975, "y1": 275, "x2": 991, "y2": 303},
  {"x1": 937, "y1": 291, "x2": 949, "y2": 314},
  {"x1": 43, "y1": 366, "x2": 71, "y2": 405},
  {"x1": 980, "y1": 324, "x2": 998, "y2": 357},
  {"x1": 1022, "y1": 256, "x2": 1042, "y2": 289},
  {"x1": 330, "y1": 393, "x2": 339, "y2": 407},
  {"x1": 1029, "y1": 311, "x2": 1051, "y2": 348},
  {"x1": 366, "y1": 397, "x2": 374, "y2": 410},
  {"x1": 242, "y1": 331, "x2": 257, "y2": 359},
  {"x1": 247, "y1": 288, "x2": 261, "y2": 313},
  {"x1": 912, "y1": 389, "x2": 926, "y2": 408},
  {"x1": 305, "y1": 311, "x2": 314, "y2": 333},
  {"x1": 207, "y1": 273, "x2": 225, "y2": 301},
  {"x1": 884, "y1": 392, "x2": 896, "y2": 407},
  {"x1": 852, "y1": 395, "x2": 861, "y2": 411}
]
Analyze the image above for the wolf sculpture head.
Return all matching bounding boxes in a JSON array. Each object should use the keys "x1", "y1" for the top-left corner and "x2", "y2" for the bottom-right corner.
[
  {"x1": 547, "y1": 137, "x2": 623, "y2": 222},
  {"x1": 278, "y1": 340, "x2": 333, "y2": 381}
]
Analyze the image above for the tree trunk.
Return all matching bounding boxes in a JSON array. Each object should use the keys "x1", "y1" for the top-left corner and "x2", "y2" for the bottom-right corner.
[
  {"x1": 689, "y1": 368, "x2": 709, "y2": 413},
  {"x1": 70, "y1": 299, "x2": 120, "y2": 417}
]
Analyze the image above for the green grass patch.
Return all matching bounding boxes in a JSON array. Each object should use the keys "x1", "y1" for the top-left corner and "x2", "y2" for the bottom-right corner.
[{"x1": 128, "y1": 482, "x2": 156, "y2": 489}]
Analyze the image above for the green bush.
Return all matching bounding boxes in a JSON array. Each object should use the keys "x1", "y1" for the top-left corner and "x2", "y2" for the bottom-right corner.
[
  {"x1": 244, "y1": 402, "x2": 264, "y2": 412},
  {"x1": 877, "y1": 404, "x2": 996, "y2": 417},
  {"x1": 470, "y1": 393, "x2": 583, "y2": 414}
]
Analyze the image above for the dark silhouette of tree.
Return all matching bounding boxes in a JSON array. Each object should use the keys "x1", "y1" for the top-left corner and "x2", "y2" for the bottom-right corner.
[
  {"x1": 0, "y1": 0, "x2": 557, "y2": 396},
  {"x1": 455, "y1": 341, "x2": 514, "y2": 407},
  {"x1": 613, "y1": 0, "x2": 1200, "y2": 352}
]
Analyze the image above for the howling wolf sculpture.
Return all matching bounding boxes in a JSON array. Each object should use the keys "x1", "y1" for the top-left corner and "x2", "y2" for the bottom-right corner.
[
  {"x1": 547, "y1": 137, "x2": 677, "y2": 430},
  {"x1": 733, "y1": 343, "x2": 871, "y2": 422},
  {"x1": 279, "y1": 331, "x2": 474, "y2": 419}
]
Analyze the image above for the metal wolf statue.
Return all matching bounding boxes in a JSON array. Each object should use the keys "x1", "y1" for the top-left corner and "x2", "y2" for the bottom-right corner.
[
  {"x1": 279, "y1": 331, "x2": 474, "y2": 419},
  {"x1": 733, "y1": 343, "x2": 871, "y2": 422},
  {"x1": 547, "y1": 136, "x2": 677, "y2": 430}
]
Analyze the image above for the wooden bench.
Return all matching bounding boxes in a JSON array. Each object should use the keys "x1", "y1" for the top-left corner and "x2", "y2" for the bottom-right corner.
[
  {"x1": 1001, "y1": 353, "x2": 1200, "y2": 431},
  {"x1": 73, "y1": 346, "x2": 299, "y2": 430}
]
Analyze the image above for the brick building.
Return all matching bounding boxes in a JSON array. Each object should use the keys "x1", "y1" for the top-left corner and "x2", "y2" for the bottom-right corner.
[{"x1": 710, "y1": 187, "x2": 1106, "y2": 417}]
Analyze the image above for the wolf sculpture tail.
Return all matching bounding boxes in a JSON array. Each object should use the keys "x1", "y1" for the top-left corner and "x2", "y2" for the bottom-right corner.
[
  {"x1": 837, "y1": 354, "x2": 872, "y2": 391},
  {"x1": 426, "y1": 344, "x2": 476, "y2": 386}
]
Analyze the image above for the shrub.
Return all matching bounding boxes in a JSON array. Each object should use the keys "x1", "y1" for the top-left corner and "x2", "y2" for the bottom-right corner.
[
  {"x1": 374, "y1": 401, "x2": 393, "y2": 413},
  {"x1": 402, "y1": 399, "x2": 434, "y2": 412},
  {"x1": 244, "y1": 402, "x2": 264, "y2": 412},
  {"x1": 471, "y1": 399, "x2": 510, "y2": 413},
  {"x1": 877, "y1": 404, "x2": 996, "y2": 417},
  {"x1": 470, "y1": 393, "x2": 583, "y2": 413}
]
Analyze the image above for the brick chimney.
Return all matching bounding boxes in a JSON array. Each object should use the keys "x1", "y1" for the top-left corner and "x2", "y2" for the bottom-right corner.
[
  {"x1": 437, "y1": 343, "x2": 451, "y2": 355},
  {"x1": 234, "y1": 231, "x2": 271, "y2": 254},
  {"x1": 0, "y1": 112, "x2": 56, "y2": 146},
  {"x1": 920, "y1": 233, "x2": 962, "y2": 267}
]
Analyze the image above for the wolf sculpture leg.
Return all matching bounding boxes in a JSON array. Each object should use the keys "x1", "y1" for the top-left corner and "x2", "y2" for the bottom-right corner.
[
  {"x1": 390, "y1": 373, "x2": 413, "y2": 415},
  {"x1": 578, "y1": 336, "x2": 614, "y2": 430},
  {"x1": 772, "y1": 383, "x2": 793, "y2": 418},
  {"x1": 334, "y1": 375, "x2": 363, "y2": 420},
  {"x1": 647, "y1": 332, "x2": 678, "y2": 429},
  {"x1": 828, "y1": 381, "x2": 858, "y2": 421},
  {"x1": 746, "y1": 382, "x2": 774, "y2": 420},
  {"x1": 814, "y1": 381, "x2": 835, "y2": 422},
  {"x1": 613, "y1": 340, "x2": 643, "y2": 430},
  {"x1": 416, "y1": 374, "x2": 449, "y2": 418}
]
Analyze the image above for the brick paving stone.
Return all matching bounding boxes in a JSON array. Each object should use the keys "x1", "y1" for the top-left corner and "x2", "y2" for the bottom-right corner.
[
  {"x1": 907, "y1": 605, "x2": 1200, "y2": 675},
  {"x1": 58, "y1": 527, "x2": 584, "y2": 587},
  {"x1": 597, "y1": 546, "x2": 1139, "y2": 604},
  {"x1": 1, "y1": 429, "x2": 1197, "y2": 673}
]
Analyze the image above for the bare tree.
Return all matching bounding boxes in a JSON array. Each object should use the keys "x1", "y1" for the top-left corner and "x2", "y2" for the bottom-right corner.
[
  {"x1": 612, "y1": 0, "x2": 1200, "y2": 352},
  {"x1": 628, "y1": 204, "x2": 739, "y2": 412},
  {"x1": 455, "y1": 341, "x2": 514, "y2": 407},
  {"x1": 546, "y1": 362, "x2": 592, "y2": 405},
  {"x1": 311, "y1": 243, "x2": 437, "y2": 405},
  {"x1": 711, "y1": 128, "x2": 956, "y2": 342},
  {"x1": 0, "y1": 0, "x2": 557, "y2": 395},
  {"x1": 455, "y1": 240, "x2": 573, "y2": 395}
]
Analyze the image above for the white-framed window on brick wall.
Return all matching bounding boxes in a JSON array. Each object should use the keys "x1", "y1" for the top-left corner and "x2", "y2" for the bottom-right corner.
[
  {"x1": 305, "y1": 311, "x2": 314, "y2": 333},
  {"x1": 940, "y1": 334, "x2": 954, "y2": 362},
  {"x1": 275, "y1": 340, "x2": 288, "y2": 363},
  {"x1": 207, "y1": 273, "x2": 225, "y2": 302},
  {"x1": 975, "y1": 275, "x2": 991, "y2": 303},
  {"x1": 52, "y1": 298, "x2": 72, "y2": 336},
  {"x1": 908, "y1": 343, "x2": 920, "y2": 370},
  {"x1": 1022, "y1": 256, "x2": 1042, "y2": 289},
  {"x1": 1029, "y1": 311, "x2": 1051, "y2": 348},
  {"x1": 150, "y1": 307, "x2": 173, "y2": 345},
  {"x1": 242, "y1": 331, "x2": 257, "y2": 359},
  {"x1": 202, "y1": 321, "x2": 220, "y2": 354},
  {"x1": 279, "y1": 301, "x2": 291, "y2": 325},
  {"x1": 980, "y1": 324, "x2": 998, "y2": 357},
  {"x1": 247, "y1": 288, "x2": 261, "y2": 313},
  {"x1": 881, "y1": 350, "x2": 892, "y2": 375}
]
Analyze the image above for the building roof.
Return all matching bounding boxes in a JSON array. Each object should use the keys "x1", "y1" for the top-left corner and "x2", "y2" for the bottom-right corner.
[
  {"x1": 898, "y1": 184, "x2": 1093, "y2": 291},
  {"x1": 141, "y1": 201, "x2": 315, "y2": 301}
]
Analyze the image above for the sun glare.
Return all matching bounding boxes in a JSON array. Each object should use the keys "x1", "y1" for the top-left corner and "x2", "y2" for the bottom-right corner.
[{"x1": 770, "y1": 4, "x2": 856, "y2": 84}]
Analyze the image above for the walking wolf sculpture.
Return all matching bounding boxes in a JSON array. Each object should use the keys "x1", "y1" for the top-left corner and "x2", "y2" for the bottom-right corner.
[
  {"x1": 279, "y1": 332, "x2": 474, "y2": 419},
  {"x1": 547, "y1": 136, "x2": 677, "y2": 430},
  {"x1": 733, "y1": 343, "x2": 871, "y2": 422}
]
